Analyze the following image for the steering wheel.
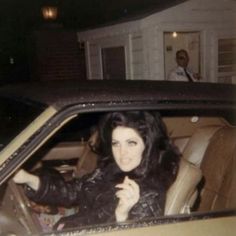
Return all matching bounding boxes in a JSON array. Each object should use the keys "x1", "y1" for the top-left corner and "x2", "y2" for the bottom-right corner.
[
  {"x1": 0, "y1": 209, "x2": 29, "y2": 236},
  {"x1": 1, "y1": 180, "x2": 42, "y2": 235}
]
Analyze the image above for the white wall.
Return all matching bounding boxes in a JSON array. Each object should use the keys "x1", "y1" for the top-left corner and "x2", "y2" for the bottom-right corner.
[
  {"x1": 131, "y1": 32, "x2": 144, "y2": 80},
  {"x1": 142, "y1": 0, "x2": 236, "y2": 83},
  {"x1": 78, "y1": 0, "x2": 236, "y2": 83},
  {"x1": 83, "y1": 34, "x2": 133, "y2": 80},
  {"x1": 78, "y1": 21, "x2": 142, "y2": 80}
]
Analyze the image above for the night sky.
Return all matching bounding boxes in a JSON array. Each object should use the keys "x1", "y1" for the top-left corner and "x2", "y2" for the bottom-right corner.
[{"x1": 0, "y1": 0, "x2": 181, "y2": 30}]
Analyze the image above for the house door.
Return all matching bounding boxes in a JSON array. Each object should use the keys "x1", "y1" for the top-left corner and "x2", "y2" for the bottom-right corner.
[
  {"x1": 102, "y1": 46, "x2": 126, "y2": 80},
  {"x1": 164, "y1": 32, "x2": 200, "y2": 80}
]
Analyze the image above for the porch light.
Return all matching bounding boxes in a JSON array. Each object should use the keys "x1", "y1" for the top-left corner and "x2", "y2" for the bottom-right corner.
[
  {"x1": 41, "y1": 6, "x2": 58, "y2": 20},
  {"x1": 172, "y1": 32, "x2": 178, "y2": 38}
]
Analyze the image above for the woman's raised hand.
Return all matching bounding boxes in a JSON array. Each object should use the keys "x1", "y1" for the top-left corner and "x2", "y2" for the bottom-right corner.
[
  {"x1": 13, "y1": 169, "x2": 40, "y2": 191},
  {"x1": 115, "y1": 176, "x2": 140, "y2": 222}
]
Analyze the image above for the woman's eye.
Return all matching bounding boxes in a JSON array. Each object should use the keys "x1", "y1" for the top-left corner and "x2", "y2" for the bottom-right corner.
[
  {"x1": 111, "y1": 141, "x2": 119, "y2": 147},
  {"x1": 128, "y1": 140, "x2": 137, "y2": 146}
]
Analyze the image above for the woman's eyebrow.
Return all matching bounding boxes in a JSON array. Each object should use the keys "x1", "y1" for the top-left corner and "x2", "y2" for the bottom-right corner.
[{"x1": 126, "y1": 138, "x2": 138, "y2": 141}]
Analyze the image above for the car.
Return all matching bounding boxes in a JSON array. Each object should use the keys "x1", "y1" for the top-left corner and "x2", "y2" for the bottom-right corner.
[{"x1": 0, "y1": 80, "x2": 236, "y2": 236}]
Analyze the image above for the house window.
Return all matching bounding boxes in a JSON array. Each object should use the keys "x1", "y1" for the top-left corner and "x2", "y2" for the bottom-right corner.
[
  {"x1": 101, "y1": 46, "x2": 126, "y2": 80},
  {"x1": 218, "y1": 39, "x2": 236, "y2": 83}
]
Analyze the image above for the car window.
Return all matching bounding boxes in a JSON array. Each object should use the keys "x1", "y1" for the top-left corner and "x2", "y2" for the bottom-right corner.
[
  {"x1": 0, "y1": 97, "x2": 45, "y2": 151},
  {"x1": 2, "y1": 110, "x2": 235, "y2": 235}
]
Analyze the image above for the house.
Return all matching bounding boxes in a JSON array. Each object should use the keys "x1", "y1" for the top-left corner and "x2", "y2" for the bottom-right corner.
[{"x1": 77, "y1": 0, "x2": 236, "y2": 83}]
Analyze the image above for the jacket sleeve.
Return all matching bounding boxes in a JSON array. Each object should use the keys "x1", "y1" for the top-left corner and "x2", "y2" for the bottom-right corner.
[
  {"x1": 129, "y1": 188, "x2": 165, "y2": 221},
  {"x1": 25, "y1": 168, "x2": 100, "y2": 208}
]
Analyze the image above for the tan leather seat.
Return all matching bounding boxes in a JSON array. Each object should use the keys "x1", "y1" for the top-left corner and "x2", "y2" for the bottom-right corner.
[
  {"x1": 173, "y1": 125, "x2": 236, "y2": 212},
  {"x1": 198, "y1": 127, "x2": 236, "y2": 212},
  {"x1": 165, "y1": 158, "x2": 202, "y2": 215},
  {"x1": 165, "y1": 126, "x2": 222, "y2": 215},
  {"x1": 74, "y1": 131, "x2": 98, "y2": 177},
  {"x1": 182, "y1": 126, "x2": 221, "y2": 166}
]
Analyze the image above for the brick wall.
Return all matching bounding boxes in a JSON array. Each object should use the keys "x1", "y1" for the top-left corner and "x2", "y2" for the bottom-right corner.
[{"x1": 30, "y1": 30, "x2": 86, "y2": 81}]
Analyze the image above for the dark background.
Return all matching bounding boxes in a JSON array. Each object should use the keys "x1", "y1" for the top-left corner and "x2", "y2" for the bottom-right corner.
[{"x1": 0, "y1": 0, "x2": 182, "y2": 83}]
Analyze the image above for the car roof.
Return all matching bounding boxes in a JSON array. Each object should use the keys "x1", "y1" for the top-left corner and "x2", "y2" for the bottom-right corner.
[{"x1": 0, "y1": 80, "x2": 236, "y2": 110}]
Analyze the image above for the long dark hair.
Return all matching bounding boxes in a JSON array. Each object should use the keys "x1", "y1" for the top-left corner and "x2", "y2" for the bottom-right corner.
[{"x1": 97, "y1": 111, "x2": 180, "y2": 188}]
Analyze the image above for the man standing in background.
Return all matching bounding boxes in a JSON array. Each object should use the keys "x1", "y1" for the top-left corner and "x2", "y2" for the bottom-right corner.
[{"x1": 168, "y1": 49, "x2": 200, "y2": 82}]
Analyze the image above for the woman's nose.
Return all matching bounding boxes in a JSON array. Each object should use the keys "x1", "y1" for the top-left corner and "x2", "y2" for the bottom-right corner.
[{"x1": 120, "y1": 146, "x2": 127, "y2": 156}]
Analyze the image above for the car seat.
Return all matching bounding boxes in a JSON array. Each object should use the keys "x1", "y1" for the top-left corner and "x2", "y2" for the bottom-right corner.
[
  {"x1": 198, "y1": 127, "x2": 236, "y2": 211},
  {"x1": 181, "y1": 126, "x2": 221, "y2": 166},
  {"x1": 74, "y1": 130, "x2": 98, "y2": 177},
  {"x1": 164, "y1": 126, "x2": 222, "y2": 215},
  {"x1": 165, "y1": 158, "x2": 202, "y2": 215}
]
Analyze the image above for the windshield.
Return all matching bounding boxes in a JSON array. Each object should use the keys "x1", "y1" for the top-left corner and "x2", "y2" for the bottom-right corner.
[{"x1": 0, "y1": 97, "x2": 45, "y2": 151}]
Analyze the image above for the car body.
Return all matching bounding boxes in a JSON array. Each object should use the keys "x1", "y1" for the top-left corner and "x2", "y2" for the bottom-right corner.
[{"x1": 0, "y1": 80, "x2": 236, "y2": 236}]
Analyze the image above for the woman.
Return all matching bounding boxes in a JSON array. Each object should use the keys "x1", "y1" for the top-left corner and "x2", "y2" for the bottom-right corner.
[{"x1": 13, "y1": 111, "x2": 180, "y2": 230}]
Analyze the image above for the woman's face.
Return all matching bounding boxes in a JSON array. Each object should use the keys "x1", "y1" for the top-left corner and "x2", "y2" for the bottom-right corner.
[{"x1": 111, "y1": 126, "x2": 145, "y2": 172}]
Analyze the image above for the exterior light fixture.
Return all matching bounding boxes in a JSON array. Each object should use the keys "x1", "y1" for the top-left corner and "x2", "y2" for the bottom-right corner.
[
  {"x1": 172, "y1": 32, "x2": 178, "y2": 38},
  {"x1": 41, "y1": 6, "x2": 58, "y2": 20}
]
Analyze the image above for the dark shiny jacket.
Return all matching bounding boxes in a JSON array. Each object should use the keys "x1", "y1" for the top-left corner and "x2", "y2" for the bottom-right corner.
[{"x1": 25, "y1": 167, "x2": 165, "y2": 229}]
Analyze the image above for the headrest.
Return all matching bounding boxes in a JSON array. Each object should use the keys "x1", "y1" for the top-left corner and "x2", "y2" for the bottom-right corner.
[{"x1": 183, "y1": 126, "x2": 221, "y2": 166}]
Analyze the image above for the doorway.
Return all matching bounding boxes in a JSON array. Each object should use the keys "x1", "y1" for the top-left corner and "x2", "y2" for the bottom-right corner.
[
  {"x1": 101, "y1": 46, "x2": 126, "y2": 80},
  {"x1": 164, "y1": 32, "x2": 200, "y2": 80}
]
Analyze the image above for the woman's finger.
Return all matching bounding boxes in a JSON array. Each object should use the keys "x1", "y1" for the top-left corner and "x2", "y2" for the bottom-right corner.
[
  {"x1": 116, "y1": 189, "x2": 133, "y2": 200},
  {"x1": 124, "y1": 177, "x2": 139, "y2": 192},
  {"x1": 115, "y1": 183, "x2": 133, "y2": 191},
  {"x1": 117, "y1": 179, "x2": 140, "y2": 198}
]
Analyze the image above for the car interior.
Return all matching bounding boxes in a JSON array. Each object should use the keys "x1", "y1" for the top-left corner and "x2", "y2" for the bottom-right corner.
[{"x1": 1, "y1": 110, "x2": 236, "y2": 234}]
